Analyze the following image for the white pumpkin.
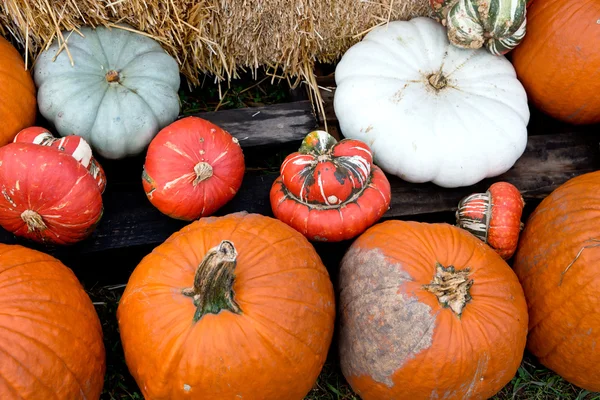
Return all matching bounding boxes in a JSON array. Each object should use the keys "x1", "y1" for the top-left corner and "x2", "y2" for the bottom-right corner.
[
  {"x1": 333, "y1": 17, "x2": 529, "y2": 188},
  {"x1": 34, "y1": 25, "x2": 181, "y2": 159}
]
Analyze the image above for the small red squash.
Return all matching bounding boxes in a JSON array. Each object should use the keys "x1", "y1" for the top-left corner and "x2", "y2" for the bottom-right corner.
[
  {"x1": 117, "y1": 212, "x2": 335, "y2": 399},
  {"x1": 339, "y1": 220, "x2": 528, "y2": 399},
  {"x1": 456, "y1": 182, "x2": 525, "y2": 259},
  {"x1": 513, "y1": 171, "x2": 600, "y2": 391},
  {"x1": 0, "y1": 244, "x2": 106, "y2": 399},
  {"x1": 270, "y1": 130, "x2": 391, "y2": 242},
  {"x1": 0, "y1": 143, "x2": 103, "y2": 245},
  {"x1": 511, "y1": 0, "x2": 600, "y2": 124},
  {"x1": 0, "y1": 36, "x2": 37, "y2": 147},
  {"x1": 14, "y1": 127, "x2": 106, "y2": 193},
  {"x1": 142, "y1": 116, "x2": 245, "y2": 220}
]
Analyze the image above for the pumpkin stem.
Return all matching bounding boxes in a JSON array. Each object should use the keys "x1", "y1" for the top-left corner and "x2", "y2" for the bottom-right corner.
[
  {"x1": 182, "y1": 240, "x2": 241, "y2": 322},
  {"x1": 21, "y1": 210, "x2": 48, "y2": 232},
  {"x1": 423, "y1": 263, "x2": 473, "y2": 317},
  {"x1": 105, "y1": 70, "x2": 120, "y2": 83},
  {"x1": 193, "y1": 162, "x2": 213, "y2": 186},
  {"x1": 428, "y1": 71, "x2": 447, "y2": 90}
]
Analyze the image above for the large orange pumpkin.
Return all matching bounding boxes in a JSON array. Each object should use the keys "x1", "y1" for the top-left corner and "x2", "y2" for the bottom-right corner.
[
  {"x1": 339, "y1": 221, "x2": 528, "y2": 399},
  {"x1": 513, "y1": 171, "x2": 600, "y2": 391},
  {"x1": 511, "y1": 0, "x2": 600, "y2": 125},
  {"x1": 117, "y1": 212, "x2": 336, "y2": 399},
  {"x1": 0, "y1": 37, "x2": 37, "y2": 146},
  {"x1": 0, "y1": 244, "x2": 106, "y2": 399}
]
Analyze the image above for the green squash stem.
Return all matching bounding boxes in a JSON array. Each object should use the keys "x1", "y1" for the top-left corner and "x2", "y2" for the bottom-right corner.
[{"x1": 182, "y1": 240, "x2": 241, "y2": 322}]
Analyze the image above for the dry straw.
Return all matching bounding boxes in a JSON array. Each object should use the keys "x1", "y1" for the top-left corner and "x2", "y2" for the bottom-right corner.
[{"x1": 0, "y1": 0, "x2": 431, "y2": 120}]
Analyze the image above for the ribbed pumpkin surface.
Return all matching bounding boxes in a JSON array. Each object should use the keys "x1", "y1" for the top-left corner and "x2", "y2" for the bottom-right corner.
[
  {"x1": 0, "y1": 244, "x2": 105, "y2": 399},
  {"x1": 0, "y1": 37, "x2": 37, "y2": 146},
  {"x1": 513, "y1": 171, "x2": 600, "y2": 391}
]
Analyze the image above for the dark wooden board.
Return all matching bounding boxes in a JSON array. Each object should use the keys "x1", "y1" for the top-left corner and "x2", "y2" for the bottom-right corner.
[
  {"x1": 1, "y1": 125, "x2": 597, "y2": 255},
  {"x1": 384, "y1": 131, "x2": 600, "y2": 216},
  {"x1": 0, "y1": 100, "x2": 316, "y2": 254},
  {"x1": 178, "y1": 100, "x2": 317, "y2": 148}
]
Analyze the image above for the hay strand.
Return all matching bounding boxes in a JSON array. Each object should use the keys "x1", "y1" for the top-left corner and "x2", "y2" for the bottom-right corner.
[
  {"x1": 558, "y1": 239, "x2": 600, "y2": 286},
  {"x1": 0, "y1": 0, "x2": 432, "y2": 121}
]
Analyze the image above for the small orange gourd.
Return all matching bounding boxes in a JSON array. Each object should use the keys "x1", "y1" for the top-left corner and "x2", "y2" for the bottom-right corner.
[{"x1": 456, "y1": 182, "x2": 525, "y2": 259}]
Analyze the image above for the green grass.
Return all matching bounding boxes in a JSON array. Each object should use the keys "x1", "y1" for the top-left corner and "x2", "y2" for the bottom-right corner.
[
  {"x1": 88, "y1": 284, "x2": 599, "y2": 400},
  {"x1": 178, "y1": 72, "x2": 291, "y2": 115}
]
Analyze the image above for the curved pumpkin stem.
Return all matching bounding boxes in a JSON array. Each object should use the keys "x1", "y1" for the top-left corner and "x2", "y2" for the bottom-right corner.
[
  {"x1": 182, "y1": 240, "x2": 241, "y2": 322},
  {"x1": 21, "y1": 210, "x2": 48, "y2": 232},
  {"x1": 423, "y1": 263, "x2": 473, "y2": 317},
  {"x1": 193, "y1": 162, "x2": 213, "y2": 186},
  {"x1": 105, "y1": 70, "x2": 120, "y2": 83}
]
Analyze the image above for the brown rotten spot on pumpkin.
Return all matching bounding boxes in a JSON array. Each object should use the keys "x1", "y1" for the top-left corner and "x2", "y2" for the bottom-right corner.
[{"x1": 338, "y1": 220, "x2": 528, "y2": 400}]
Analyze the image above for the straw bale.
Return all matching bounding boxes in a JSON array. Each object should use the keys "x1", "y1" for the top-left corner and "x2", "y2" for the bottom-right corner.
[{"x1": 0, "y1": 0, "x2": 432, "y2": 116}]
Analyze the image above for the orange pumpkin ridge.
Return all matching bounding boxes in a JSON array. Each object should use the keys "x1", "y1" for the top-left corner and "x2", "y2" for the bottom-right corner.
[
  {"x1": 0, "y1": 244, "x2": 106, "y2": 399},
  {"x1": 511, "y1": 0, "x2": 600, "y2": 124},
  {"x1": 513, "y1": 171, "x2": 600, "y2": 391},
  {"x1": 0, "y1": 37, "x2": 37, "y2": 147},
  {"x1": 339, "y1": 221, "x2": 528, "y2": 399}
]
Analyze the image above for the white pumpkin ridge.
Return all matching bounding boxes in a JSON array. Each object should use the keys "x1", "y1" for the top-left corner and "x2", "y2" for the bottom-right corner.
[
  {"x1": 34, "y1": 24, "x2": 181, "y2": 160},
  {"x1": 333, "y1": 17, "x2": 529, "y2": 188}
]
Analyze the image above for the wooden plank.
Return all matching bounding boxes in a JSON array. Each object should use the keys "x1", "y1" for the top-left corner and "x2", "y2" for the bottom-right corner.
[
  {"x1": 0, "y1": 171, "x2": 277, "y2": 255},
  {"x1": 384, "y1": 131, "x2": 600, "y2": 216},
  {"x1": 1, "y1": 130, "x2": 597, "y2": 255},
  {"x1": 0, "y1": 100, "x2": 318, "y2": 254},
  {"x1": 179, "y1": 100, "x2": 317, "y2": 148}
]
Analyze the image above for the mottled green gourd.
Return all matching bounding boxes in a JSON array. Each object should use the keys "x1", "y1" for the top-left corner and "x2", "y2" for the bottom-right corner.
[
  {"x1": 34, "y1": 24, "x2": 181, "y2": 159},
  {"x1": 430, "y1": 0, "x2": 528, "y2": 55}
]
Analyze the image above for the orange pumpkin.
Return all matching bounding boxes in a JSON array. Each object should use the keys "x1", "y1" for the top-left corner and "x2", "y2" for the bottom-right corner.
[
  {"x1": 0, "y1": 244, "x2": 105, "y2": 399},
  {"x1": 513, "y1": 171, "x2": 600, "y2": 391},
  {"x1": 117, "y1": 212, "x2": 335, "y2": 399},
  {"x1": 511, "y1": 0, "x2": 600, "y2": 125},
  {"x1": 0, "y1": 37, "x2": 37, "y2": 146},
  {"x1": 0, "y1": 143, "x2": 104, "y2": 245},
  {"x1": 143, "y1": 117, "x2": 245, "y2": 221},
  {"x1": 339, "y1": 220, "x2": 528, "y2": 400}
]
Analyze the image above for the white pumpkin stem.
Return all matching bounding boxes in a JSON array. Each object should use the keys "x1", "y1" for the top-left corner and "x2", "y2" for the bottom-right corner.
[
  {"x1": 423, "y1": 263, "x2": 473, "y2": 317},
  {"x1": 193, "y1": 162, "x2": 213, "y2": 186},
  {"x1": 21, "y1": 210, "x2": 48, "y2": 232},
  {"x1": 428, "y1": 71, "x2": 448, "y2": 90},
  {"x1": 105, "y1": 70, "x2": 120, "y2": 83}
]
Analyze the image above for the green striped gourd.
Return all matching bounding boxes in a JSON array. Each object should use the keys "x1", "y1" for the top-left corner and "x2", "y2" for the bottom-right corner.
[{"x1": 430, "y1": 0, "x2": 527, "y2": 55}]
